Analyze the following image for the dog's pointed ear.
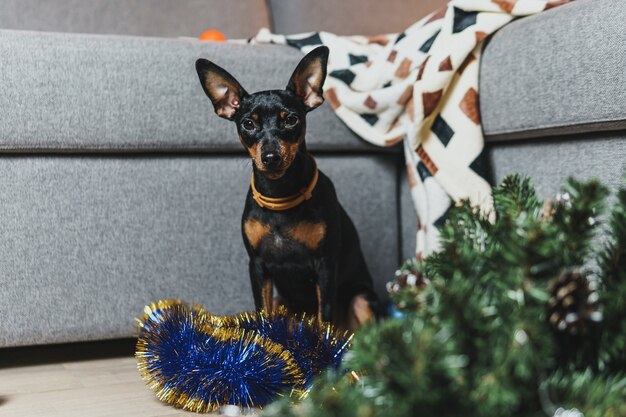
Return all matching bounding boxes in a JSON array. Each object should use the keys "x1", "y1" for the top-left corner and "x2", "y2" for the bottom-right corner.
[
  {"x1": 196, "y1": 59, "x2": 248, "y2": 120},
  {"x1": 286, "y1": 46, "x2": 329, "y2": 111}
]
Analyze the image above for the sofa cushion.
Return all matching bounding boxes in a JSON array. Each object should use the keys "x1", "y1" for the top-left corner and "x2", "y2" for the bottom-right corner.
[
  {"x1": 480, "y1": 0, "x2": 626, "y2": 142},
  {"x1": 0, "y1": 154, "x2": 399, "y2": 347},
  {"x1": 488, "y1": 132, "x2": 626, "y2": 198},
  {"x1": 268, "y1": 0, "x2": 448, "y2": 36},
  {"x1": 0, "y1": 29, "x2": 385, "y2": 153},
  {"x1": 0, "y1": 0, "x2": 269, "y2": 39}
]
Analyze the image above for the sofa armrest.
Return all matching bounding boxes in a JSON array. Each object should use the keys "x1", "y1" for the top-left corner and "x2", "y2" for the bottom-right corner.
[{"x1": 480, "y1": 0, "x2": 626, "y2": 142}]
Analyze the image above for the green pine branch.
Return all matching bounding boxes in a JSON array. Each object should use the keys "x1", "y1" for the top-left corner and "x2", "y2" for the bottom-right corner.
[
  {"x1": 599, "y1": 187, "x2": 626, "y2": 371},
  {"x1": 552, "y1": 178, "x2": 607, "y2": 267},
  {"x1": 546, "y1": 370, "x2": 626, "y2": 417},
  {"x1": 492, "y1": 174, "x2": 542, "y2": 218}
]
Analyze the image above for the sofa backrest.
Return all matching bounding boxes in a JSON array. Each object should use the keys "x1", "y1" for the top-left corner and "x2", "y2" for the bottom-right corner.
[
  {"x1": 0, "y1": 0, "x2": 270, "y2": 38},
  {"x1": 268, "y1": 0, "x2": 448, "y2": 35},
  {"x1": 0, "y1": 0, "x2": 447, "y2": 38}
]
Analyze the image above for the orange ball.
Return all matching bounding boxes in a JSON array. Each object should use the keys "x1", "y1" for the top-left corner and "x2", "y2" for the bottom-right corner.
[{"x1": 199, "y1": 29, "x2": 227, "y2": 42}]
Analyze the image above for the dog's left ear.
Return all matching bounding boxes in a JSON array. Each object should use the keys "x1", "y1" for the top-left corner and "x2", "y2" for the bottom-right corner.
[{"x1": 286, "y1": 46, "x2": 329, "y2": 111}]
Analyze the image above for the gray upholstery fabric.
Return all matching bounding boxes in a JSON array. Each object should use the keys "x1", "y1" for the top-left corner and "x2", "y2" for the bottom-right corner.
[
  {"x1": 0, "y1": 29, "x2": 383, "y2": 153},
  {"x1": 0, "y1": 0, "x2": 269, "y2": 39},
  {"x1": 400, "y1": 168, "x2": 418, "y2": 263},
  {"x1": 488, "y1": 133, "x2": 626, "y2": 199},
  {"x1": 0, "y1": 154, "x2": 398, "y2": 347},
  {"x1": 480, "y1": 0, "x2": 626, "y2": 142},
  {"x1": 269, "y1": 0, "x2": 448, "y2": 36}
]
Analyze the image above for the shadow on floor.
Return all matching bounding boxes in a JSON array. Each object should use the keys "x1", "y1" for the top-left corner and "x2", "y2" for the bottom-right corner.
[
  {"x1": 0, "y1": 396, "x2": 10, "y2": 406},
  {"x1": 0, "y1": 338, "x2": 136, "y2": 369}
]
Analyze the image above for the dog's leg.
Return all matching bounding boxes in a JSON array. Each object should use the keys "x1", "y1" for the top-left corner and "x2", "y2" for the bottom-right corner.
[
  {"x1": 346, "y1": 294, "x2": 375, "y2": 331},
  {"x1": 314, "y1": 258, "x2": 336, "y2": 323},
  {"x1": 272, "y1": 295, "x2": 285, "y2": 310},
  {"x1": 250, "y1": 257, "x2": 273, "y2": 313},
  {"x1": 248, "y1": 258, "x2": 265, "y2": 311},
  {"x1": 315, "y1": 284, "x2": 323, "y2": 323},
  {"x1": 262, "y1": 278, "x2": 274, "y2": 314}
]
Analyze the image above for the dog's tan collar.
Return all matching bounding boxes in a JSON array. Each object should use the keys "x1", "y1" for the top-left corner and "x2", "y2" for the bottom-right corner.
[{"x1": 251, "y1": 159, "x2": 318, "y2": 211}]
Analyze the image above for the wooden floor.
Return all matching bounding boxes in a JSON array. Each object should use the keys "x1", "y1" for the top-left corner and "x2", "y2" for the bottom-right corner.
[{"x1": 0, "y1": 339, "x2": 216, "y2": 417}]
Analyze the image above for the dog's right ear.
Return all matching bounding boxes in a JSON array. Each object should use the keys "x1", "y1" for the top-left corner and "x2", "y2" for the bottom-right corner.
[{"x1": 196, "y1": 59, "x2": 248, "y2": 120}]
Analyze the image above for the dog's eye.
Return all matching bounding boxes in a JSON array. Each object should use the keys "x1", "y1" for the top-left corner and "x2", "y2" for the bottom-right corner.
[
  {"x1": 285, "y1": 115, "x2": 299, "y2": 127},
  {"x1": 242, "y1": 119, "x2": 256, "y2": 131}
]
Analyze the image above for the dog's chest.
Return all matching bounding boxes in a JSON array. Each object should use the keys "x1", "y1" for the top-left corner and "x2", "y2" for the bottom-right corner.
[{"x1": 243, "y1": 217, "x2": 326, "y2": 257}]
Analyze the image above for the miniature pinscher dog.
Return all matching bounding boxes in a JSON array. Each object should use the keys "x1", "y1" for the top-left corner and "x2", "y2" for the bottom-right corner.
[{"x1": 196, "y1": 46, "x2": 378, "y2": 329}]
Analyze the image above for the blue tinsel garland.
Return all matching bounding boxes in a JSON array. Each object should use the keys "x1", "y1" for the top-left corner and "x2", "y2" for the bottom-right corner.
[{"x1": 136, "y1": 300, "x2": 351, "y2": 413}]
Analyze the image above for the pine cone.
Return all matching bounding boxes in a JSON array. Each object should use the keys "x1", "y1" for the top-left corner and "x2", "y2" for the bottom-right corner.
[
  {"x1": 541, "y1": 198, "x2": 556, "y2": 220},
  {"x1": 542, "y1": 192, "x2": 573, "y2": 220},
  {"x1": 387, "y1": 260, "x2": 431, "y2": 312},
  {"x1": 386, "y1": 265, "x2": 428, "y2": 296},
  {"x1": 547, "y1": 270, "x2": 602, "y2": 335}
]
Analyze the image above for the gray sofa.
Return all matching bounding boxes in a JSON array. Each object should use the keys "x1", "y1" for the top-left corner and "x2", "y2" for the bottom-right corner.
[{"x1": 1, "y1": 0, "x2": 624, "y2": 348}]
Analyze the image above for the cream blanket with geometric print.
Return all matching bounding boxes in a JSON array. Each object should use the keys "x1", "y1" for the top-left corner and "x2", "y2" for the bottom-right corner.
[{"x1": 249, "y1": 0, "x2": 572, "y2": 260}]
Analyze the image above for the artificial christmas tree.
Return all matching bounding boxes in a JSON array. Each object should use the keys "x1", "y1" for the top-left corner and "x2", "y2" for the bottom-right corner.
[{"x1": 261, "y1": 175, "x2": 626, "y2": 417}]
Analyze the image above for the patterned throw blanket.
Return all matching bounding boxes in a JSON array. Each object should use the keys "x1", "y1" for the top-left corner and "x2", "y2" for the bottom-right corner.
[{"x1": 249, "y1": 0, "x2": 571, "y2": 260}]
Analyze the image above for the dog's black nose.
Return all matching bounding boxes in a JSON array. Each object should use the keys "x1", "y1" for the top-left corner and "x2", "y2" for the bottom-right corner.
[{"x1": 261, "y1": 152, "x2": 281, "y2": 168}]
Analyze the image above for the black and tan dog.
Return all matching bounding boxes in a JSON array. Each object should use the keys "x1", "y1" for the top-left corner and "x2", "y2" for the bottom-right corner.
[{"x1": 196, "y1": 46, "x2": 378, "y2": 329}]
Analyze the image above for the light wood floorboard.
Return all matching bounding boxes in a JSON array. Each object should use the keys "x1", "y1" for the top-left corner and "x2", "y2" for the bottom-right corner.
[{"x1": 0, "y1": 339, "x2": 229, "y2": 417}]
